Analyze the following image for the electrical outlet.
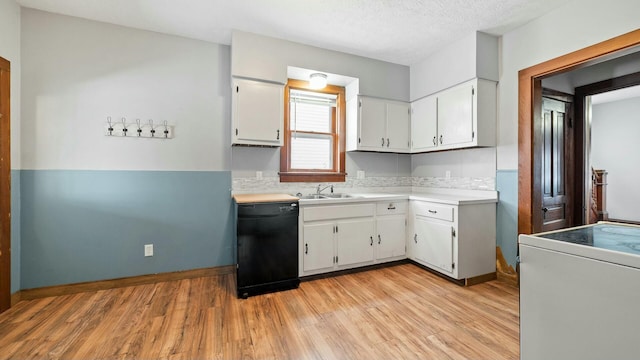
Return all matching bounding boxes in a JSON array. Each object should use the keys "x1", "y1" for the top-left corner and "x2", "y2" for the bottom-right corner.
[
  {"x1": 445, "y1": 170, "x2": 451, "y2": 179},
  {"x1": 357, "y1": 170, "x2": 365, "y2": 179},
  {"x1": 144, "y1": 244, "x2": 154, "y2": 257},
  {"x1": 256, "y1": 171, "x2": 263, "y2": 180}
]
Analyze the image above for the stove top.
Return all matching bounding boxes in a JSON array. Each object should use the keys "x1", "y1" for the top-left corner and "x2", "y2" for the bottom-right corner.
[{"x1": 539, "y1": 224, "x2": 640, "y2": 257}]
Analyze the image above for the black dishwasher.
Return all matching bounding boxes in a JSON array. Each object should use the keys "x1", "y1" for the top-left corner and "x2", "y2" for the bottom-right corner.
[{"x1": 236, "y1": 201, "x2": 300, "y2": 298}]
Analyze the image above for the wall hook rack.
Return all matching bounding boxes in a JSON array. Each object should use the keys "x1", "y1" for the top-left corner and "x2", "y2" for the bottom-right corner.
[{"x1": 104, "y1": 116, "x2": 174, "y2": 139}]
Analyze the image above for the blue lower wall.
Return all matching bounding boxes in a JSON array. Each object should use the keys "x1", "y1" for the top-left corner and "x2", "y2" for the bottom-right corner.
[
  {"x1": 496, "y1": 170, "x2": 518, "y2": 267},
  {"x1": 11, "y1": 170, "x2": 20, "y2": 294},
  {"x1": 20, "y1": 170, "x2": 234, "y2": 289}
]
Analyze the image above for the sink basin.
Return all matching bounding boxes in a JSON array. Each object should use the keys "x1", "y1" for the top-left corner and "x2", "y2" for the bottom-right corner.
[
  {"x1": 323, "y1": 193, "x2": 359, "y2": 199},
  {"x1": 296, "y1": 193, "x2": 359, "y2": 200},
  {"x1": 298, "y1": 194, "x2": 328, "y2": 199}
]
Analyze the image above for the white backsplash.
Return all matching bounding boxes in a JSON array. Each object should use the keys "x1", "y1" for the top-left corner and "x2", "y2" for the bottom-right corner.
[{"x1": 232, "y1": 175, "x2": 494, "y2": 194}]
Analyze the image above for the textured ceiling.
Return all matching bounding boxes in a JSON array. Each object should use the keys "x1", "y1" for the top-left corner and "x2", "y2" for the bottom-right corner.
[{"x1": 17, "y1": 0, "x2": 573, "y2": 66}]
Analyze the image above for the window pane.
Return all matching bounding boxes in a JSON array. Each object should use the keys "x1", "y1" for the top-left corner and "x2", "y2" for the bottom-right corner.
[
  {"x1": 290, "y1": 102, "x2": 331, "y2": 133},
  {"x1": 291, "y1": 134, "x2": 333, "y2": 170}
]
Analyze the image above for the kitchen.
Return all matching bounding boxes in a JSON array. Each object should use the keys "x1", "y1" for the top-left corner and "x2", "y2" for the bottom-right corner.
[{"x1": 1, "y1": 0, "x2": 640, "y2": 358}]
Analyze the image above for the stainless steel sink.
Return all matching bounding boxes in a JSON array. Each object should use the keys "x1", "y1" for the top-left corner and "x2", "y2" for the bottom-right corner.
[
  {"x1": 296, "y1": 193, "x2": 359, "y2": 200},
  {"x1": 323, "y1": 193, "x2": 359, "y2": 199},
  {"x1": 298, "y1": 194, "x2": 328, "y2": 199}
]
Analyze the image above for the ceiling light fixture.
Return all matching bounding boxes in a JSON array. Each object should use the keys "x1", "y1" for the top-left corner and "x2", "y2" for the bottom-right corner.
[{"x1": 309, "y1": 73, "x2": 328, "y2": 89}]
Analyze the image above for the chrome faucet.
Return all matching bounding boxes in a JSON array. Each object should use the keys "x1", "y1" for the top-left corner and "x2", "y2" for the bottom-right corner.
[{"x1": 316, "y1": 184, "x2": 333, "y2": 195}]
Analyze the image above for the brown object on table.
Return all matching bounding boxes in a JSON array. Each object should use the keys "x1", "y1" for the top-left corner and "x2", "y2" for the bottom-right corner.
[
  {"x1": 589, "y1": 168, "x2": 608, "y2": 223},
  {"x1": 233, "y1": 193, "x2": 299, "y2": 204}
]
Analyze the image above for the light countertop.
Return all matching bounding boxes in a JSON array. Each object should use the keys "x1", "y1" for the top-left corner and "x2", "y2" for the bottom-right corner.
[
  {"x1": 232, "y1": 189, "x2": 498, "y2": 206},
  {"x1": 233, "y1": 193, "x2": 299, "y2": 204}
]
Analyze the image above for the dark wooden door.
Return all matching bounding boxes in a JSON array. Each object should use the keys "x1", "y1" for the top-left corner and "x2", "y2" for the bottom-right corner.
[
  {"x1": 538, "y1": 97, "x2": 573, "y2": 232},
  {"x1": 0, "y1": 56, "x2": 10, "y2": 313}
]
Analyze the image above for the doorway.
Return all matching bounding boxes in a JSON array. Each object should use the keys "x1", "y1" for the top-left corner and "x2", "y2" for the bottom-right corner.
[
  {"x1": 575, "y1": 72, "x2": 640, "y2": 224},
  {"x1": 0, "y1": 56, "x2": 10, "y2": 313},
  {"x1": 518, "y1": 29, "x2": 640, "y2": 236}
]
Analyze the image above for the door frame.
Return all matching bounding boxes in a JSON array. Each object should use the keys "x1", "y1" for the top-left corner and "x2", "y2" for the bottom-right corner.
[
  {"x1": 518, "y1": 29, "x2": 640, "y2": 236},
  {"x1": 575, "y1": 71, "x2": 640, "y2": 223},
  {"x1": 0, "y1": 56, "x2": 10, "y2": 313}
]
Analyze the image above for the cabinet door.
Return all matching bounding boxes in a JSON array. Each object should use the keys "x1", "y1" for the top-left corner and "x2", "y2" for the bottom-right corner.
[
  {"x1": 437, "y1": 81, "x2": 474, "y2": 146},
  {"x1": 415, "y1": 217, "x2": 454, "y2": 273},
  {"x1": 358, "y1": 97, "x2": 387, "y2": 150},
  {"x1": 376, "y1": 215, "x2": 406, "y2": 260},
  {"x1": 336, "y1": 218, "x2": 375, "y2": 266},
  {"x1": 232, "y1": 79, "x2": 283, "y2": 146},
  {"x1": 411, "y1": 95, "x2": 438, "y2": 151},
  {"x1": 385, "y1": 102, "x2": 410, "y2": 152},
  {"x1": 302, "y1": 222, "x2": 335, "y2": 272}
]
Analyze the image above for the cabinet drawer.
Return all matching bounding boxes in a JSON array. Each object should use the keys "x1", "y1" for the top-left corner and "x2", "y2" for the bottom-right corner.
[
  {"x1": 376, "y1": 201, "x2": 407, "y2": 215},
  {"x1": 414, "y1": 202, "x2": 454, "y2": 222},
  {"x1": 303, "y1": 204, "x2": 375, "y2": 222}
]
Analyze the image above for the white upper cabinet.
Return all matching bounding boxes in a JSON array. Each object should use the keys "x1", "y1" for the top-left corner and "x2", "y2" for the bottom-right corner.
[
  {"x1": 410, "y1": 95, "x2": 438, "y2": 152},
  {"x1": 231, "y1": 78, "x2": 284, "y2": 146},
  {"x1": 357, "y1": 97, "x2": 387, "y2": 149},
  {"x1": 347, "y1": 96, "x2": 410, "y2": 153},
  {"x1": 410, "y1": 78, "x2": 496, "y2": 153},
  {"x1": 437, "y1": 80, "x2": 475, "y2": 147},
  {"x1": 385, "y1": 102, "x2": 411, "y2": 152}
]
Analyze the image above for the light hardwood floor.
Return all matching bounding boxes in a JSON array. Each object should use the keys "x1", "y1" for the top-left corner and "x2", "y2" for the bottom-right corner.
[{"x1": 0, "y1": 263, "x2": 519, "y2": 359}]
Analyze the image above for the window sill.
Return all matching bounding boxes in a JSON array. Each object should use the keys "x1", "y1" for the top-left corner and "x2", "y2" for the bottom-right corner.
[{"x1": 279, "y1": 172, "x2": 346, "y2": 183}]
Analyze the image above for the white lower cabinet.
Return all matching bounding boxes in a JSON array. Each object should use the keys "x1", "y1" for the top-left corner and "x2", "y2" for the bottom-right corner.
[
  {"x1": 299, "y1": 200, "x2": 407, "y2": 277},
  {"x1": 302, "y1": 222, "x2": 336, "y2": 273},
  {"x1": 302, "y1": 218, "x2": 375, "y2": 273},
  {"x1": 414, "y1": 217, "x2": 454, "y2": 273},
  {"x1": 408, "y1": 199, "x2": 496, "y2": 281},
  {"x1": 336, "y1": 218, "x2": 375, "y2": 267},
  {"x1": 299, "y1": 196, "x2": 495, "y2": 281},
  {"x1": 300, "y1": 203, "x2": 376, "y2": 276},
  {"x1": 375, "y1": 201, "x2": 407, "y2": 261}
]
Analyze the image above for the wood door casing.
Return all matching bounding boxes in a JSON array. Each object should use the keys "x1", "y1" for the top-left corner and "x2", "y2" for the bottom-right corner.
[
  {"x1": 518, "y1": 29, "x2": 640, "y2": 236},
  {"x1": 0, "y1": 56, "x2": 10, "y2": 314}
]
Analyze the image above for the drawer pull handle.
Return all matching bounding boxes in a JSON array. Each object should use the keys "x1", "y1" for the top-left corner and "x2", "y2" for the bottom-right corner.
[
  {"x1": 414, "y1": 234, "x2": 417, "y2": 243},
  {"x1": 428, "y1": 210, "x2": 438, "y2": 214},
  {"x1": 378, "y1": 234, "x2": 381, "y2": 244},
  {"x1": 370, "y1": 236, "x2": 373, "y2": 246},
  {"x1": 305, "y1": 243, "x2": 308, "y2": 254},
  {"x1": 387, "y1": 206, "x2": 396, "y2": 210}
]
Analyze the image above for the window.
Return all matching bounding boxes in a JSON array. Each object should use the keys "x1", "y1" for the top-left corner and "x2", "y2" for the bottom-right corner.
[{"x1": 280, "y1": 79, "x2": 346, "y2": 182}]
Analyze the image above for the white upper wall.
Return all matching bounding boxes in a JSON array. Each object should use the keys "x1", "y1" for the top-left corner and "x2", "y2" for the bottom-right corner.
[
  {"x1": 591, "y1": 97, "x2": 640, "y2": 220},
  {"x1": 21, "y1": 9, "x2": 230, "y2": 171},
  {"x1": 231, "y1": 30, "x2": 410, "y2": 101},
  {"x1": 0, "y1": 0, "x2": 21, "y2": 168},
  {"x1": 498, "y1": 0, "x2": 640, "y2": 170},
  {"x1": 410, "y1": 31, "x2": 499, "y2": 101}
]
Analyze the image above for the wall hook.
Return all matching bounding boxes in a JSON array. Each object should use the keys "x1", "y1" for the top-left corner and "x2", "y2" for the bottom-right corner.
[
  {"x1": 107, "y1": 116, "x2": 113, "y2": 136},
  {"x1": 136, "y1": 119, "x2": 142, "y2": 137},
  {"x1": 121, "y1": 117, "x2": 128, "y2": 136},
  {"x1": 148, "y1": 119, "x2": 155, "y2": 137},
  {"x1": 163, "y1": 120, "x2": 169, "y2": 138}
]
